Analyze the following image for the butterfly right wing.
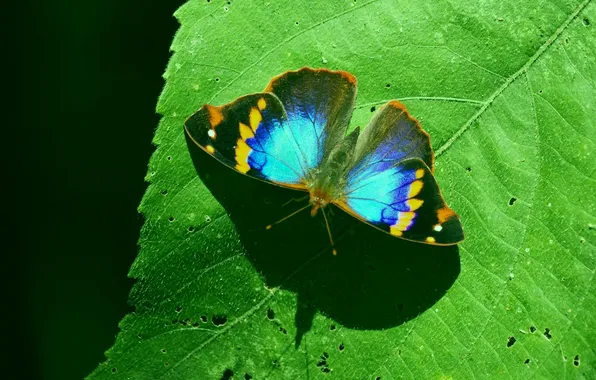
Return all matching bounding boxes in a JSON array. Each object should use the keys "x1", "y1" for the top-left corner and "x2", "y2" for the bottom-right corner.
[
  {"x1": 334, "y1": 101, "x2": 463, "y2": 245},
  {"x1": 335, "y1": 158, "x2": 464, "y2": 245}
]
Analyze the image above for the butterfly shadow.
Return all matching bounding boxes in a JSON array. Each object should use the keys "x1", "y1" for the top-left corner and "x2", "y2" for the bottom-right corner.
[{"x1": 186, "y1": 135, "x2": 461, "y2": 347}]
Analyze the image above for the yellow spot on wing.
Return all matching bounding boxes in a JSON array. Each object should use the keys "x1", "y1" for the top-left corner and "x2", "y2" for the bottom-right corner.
[
  {"x1": 391, "y1": 211, "x2": 416, "y2": 232},
  {"x1": 206, "y1": 145, "x2": 215, "y2": 154},
  {"x1": 406, "y1": 198, "x2": 424, "y2": 211},
  {"x1": 249, "y1": 107, "x2": 262, "y2": 131},
  {"x1": 257, "y1": 97, "x2": 267, "y2": 110},
  {"x1": 416, "y1": 168, "x2": 425, "y2": 179},
  {"x1": 426, "y1": 236, "x2": 436, "y2": 243},
  {"x1": 390, "y1": 227, "x2": 403, "y2": 236},
  {"x1": 239, "y1": 122, "x2": 254, "y2": 140},
  {"x1": 235, "y1": 139, "x2": 251, "y2": 173},
  {"x1": 408, "y1": 180, "x2": 423, "y2": 198},
  {"x1": 205, "y1": 105, "x2": 223, "y2": 127}
]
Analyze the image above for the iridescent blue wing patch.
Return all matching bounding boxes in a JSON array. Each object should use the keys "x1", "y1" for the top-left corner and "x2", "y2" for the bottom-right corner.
[{"x1": 334, "y1": 101, "x2": 463, "y2": 245}]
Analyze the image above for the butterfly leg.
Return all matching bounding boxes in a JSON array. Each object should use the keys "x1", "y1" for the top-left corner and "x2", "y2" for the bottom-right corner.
[{"x1": 282, "y1": 194, "x2": 309, "y2": 207}]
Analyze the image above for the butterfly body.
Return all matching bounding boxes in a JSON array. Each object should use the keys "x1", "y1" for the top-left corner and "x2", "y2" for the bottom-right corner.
[
  {"x1": 306, "y1": 127, "x2": 360, "y2": 216},
  {"x1": 185, "y1": 68, "x2": 464, "y2": 247}
]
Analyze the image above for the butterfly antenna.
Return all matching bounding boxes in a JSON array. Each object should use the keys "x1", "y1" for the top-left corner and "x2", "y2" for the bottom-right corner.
[
  {"x1": 266, "y1": 203, "x2": 311, "y2": 230},
  {"x1": 320, "y1": 207, "x2": 337, "y2": 255}
]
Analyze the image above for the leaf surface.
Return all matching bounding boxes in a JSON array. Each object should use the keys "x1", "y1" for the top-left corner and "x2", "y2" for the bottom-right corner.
[{"x1": 90, "y1": 0, "x2": 596, "y2": 378}]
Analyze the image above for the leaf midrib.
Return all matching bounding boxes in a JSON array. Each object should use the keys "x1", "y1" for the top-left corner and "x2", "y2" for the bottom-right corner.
[{"x1": 435, "y1": 0, "x2": 591, "y2": 158}]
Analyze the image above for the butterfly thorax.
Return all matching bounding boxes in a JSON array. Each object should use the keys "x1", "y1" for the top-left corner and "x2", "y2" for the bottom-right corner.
[{"x1": 307, "y1": 128, "x2": 360, "y2": 217}]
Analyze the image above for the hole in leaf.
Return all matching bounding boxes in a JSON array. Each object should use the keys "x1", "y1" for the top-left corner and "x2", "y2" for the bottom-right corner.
[
  {"x1": 338, "y1": 343, "x2": 345, "y2": 352},
  {"x1": 212, "y1": 315, "x2": 228, "y2": 326},
  {"x1": 524, "y1": 359, "x2": 530, "y2": 364},
  {"x1": 279, "y1": 327, "x2": 287, "y2": 334},
  {"x1": 175, "y1": 306, "x2": 182, "y2": 313},
  {"x1": 188, "y1": 226, "x2": 195, "y2": 232},
  {"x1": 192, "y1": 322, "x2": 199, "y2": 327},
  {"x1": 267, "y1": 308, "x2": 275, "y2": 320},
  {"x1": 169, "y1": 216, "x2": 175, "y2": 222},
  {"x1": 544, "y1": 328, "x2": 552, "y2": 339},
  {"x1": 167, "y1": 156, "x2": 172, "y2": 161},
  {"x1": 244, "y1": 374, "x2": 253, "y2": 380},
  {"x1": 161, "y1": 190, "x2": 168, "y2": 196},
  {"x1": 316, "y1": 353, "x2": 330, "y2": 373},
  {"x1": 161, "y1": 348, "x2": 167, "y2": 353},
  {"x1": 376, "y1": 377, "x2": 382, "y2": 380},
  {"x1": 507, "y1": 336, "x2": 516, "y2": 347},
  {"x1": 329, "y1": 324, "x2": 336, "y2": 331},
  {"x1": 580, "y1": 237, "x2": 585, "y2": 244},
  {"x1": 538, "y1": 90, "x2": 543, "y2": 94},
  {"x1": 370, "y1": 106, "x2": 376, "y2": 112},
  {"x1": 164, "y1": 362, "x2": 169, "y2": 366},
  {"x1": 200, "y1": 315, "x2": 207, "y2": 323},
  {"x1": 385, "y1": 83, "x2": 391, "y2": 88},
  {"x1": 583, "y1": 18, "x2": 590, "y2": 26},
  {"x1": 295, "y1": 21, "x2": 299, "y2": 25},
  {"x1": 509, "y1": 197, "x2": 517, "y2": 206},
  {"x1": 111, "y1": 368, "x2": 117, "y2": 373},
  {"x1": 220, "y1": 369, "x2": 234, "y2": 380},
  {"x1": 465, "y1": 167, "x2": 472, "y2": 172},
  {"x1": 215, "y1": 77, "x2": 220, "y2": 82},
  {"x1": 573, "y1": 355, "x2": 580, "y2": 367},
  {"x1": 224, "y1": 6, "x2": 229, "y2": 11},
  {"x1": 272, "y1": 359, "x2": 278, "y2": 366},
  {"x1": 530, "y1": 325, "x2": 536, "y2": 333}
]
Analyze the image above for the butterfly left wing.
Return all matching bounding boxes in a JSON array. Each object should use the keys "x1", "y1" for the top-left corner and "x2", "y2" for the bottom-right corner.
[
  {"x1": 185, "y1": 68, "x2": 358, "y2": 190},
  {"x1": 185, "y1": 92, "x2": 310, "y2": 189},
  {"x1": 334, "y1": 101, "x2": 463, "y2": 245}
]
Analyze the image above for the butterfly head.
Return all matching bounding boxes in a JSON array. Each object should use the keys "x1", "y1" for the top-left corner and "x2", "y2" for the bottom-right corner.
[{"x1": 309, "y1": 190, "x2": 330, "y2": 217}]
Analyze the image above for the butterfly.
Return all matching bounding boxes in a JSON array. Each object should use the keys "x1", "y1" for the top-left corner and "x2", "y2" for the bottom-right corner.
[{"x1": 185, "y1": 68, "x2": 464, "y2": 253}]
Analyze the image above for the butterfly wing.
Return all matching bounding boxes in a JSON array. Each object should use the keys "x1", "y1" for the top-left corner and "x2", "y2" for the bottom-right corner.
[
  {"x1": 264, "y1": 68, "x2": 357, "y2": 168},
  {"x1": 334, "y1": 102, "x2": 464, "y2": 245},
  {"x1": 351, "y1": 100, "x2": 434, "y2": 172},
  {"x1": 185, "y1": 68, "x2": 357, "y2": 189},
  {"x1": 185, "y1": 92, "x2": 308, "y2": 188}
]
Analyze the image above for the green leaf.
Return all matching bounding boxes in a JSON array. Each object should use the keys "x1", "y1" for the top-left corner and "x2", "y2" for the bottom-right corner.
[{"x1": 90, "y1": 0, "x2": 596, "y2": 378}]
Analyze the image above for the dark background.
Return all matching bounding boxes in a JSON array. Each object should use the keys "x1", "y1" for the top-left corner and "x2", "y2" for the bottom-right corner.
[{"x1": 19, "y1": 1, "x2": 184, "y2": 379}]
